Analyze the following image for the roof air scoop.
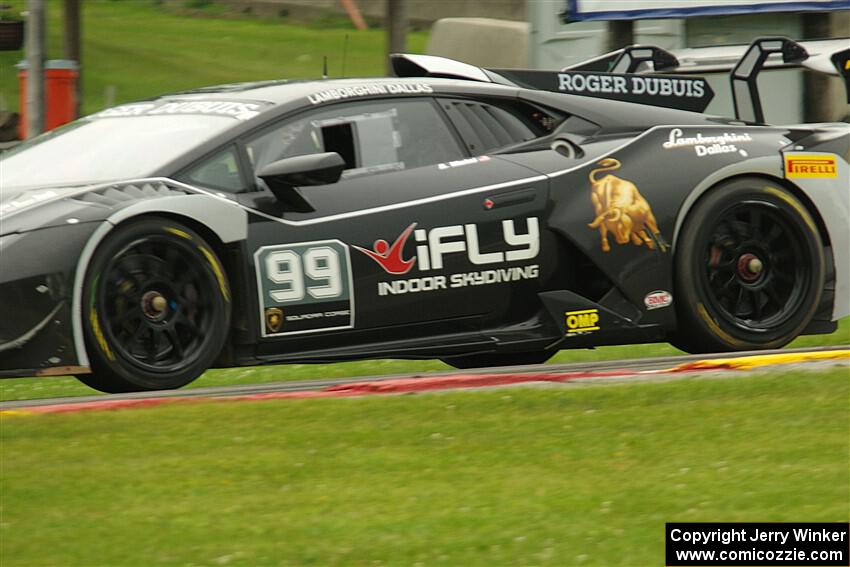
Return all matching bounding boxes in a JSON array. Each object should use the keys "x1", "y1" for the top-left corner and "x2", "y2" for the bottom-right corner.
[{"x1": 390, "y1": 53, "x2": 493, "y2": 83}]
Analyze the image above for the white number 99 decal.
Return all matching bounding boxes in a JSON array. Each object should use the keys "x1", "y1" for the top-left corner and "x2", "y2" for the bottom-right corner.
[
  {"x1": 266, "y1": 250, "x2": 304, "y2": 302},
  {"x1": 304, "y1": 247, "x2": 342, "y2": 299},
  {"x1": 266, "y1": 246, "x2": 343, "y2": 303}
]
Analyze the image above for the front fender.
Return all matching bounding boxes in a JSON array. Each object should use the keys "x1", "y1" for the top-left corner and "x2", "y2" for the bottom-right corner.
[
  {"x1": 70, "y1": 185, "x2": 249, "y2": 368},
  {"x1": 0, "y1": 222, "x2": 100, "y2": 374}
]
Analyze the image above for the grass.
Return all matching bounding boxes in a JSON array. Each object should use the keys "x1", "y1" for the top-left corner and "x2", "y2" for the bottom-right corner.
[
  {"x1": 1, "y1": 318, "x2": 847, "y2": 402},
  {"x1": 0, "y1": 0, "x2": 428, "y2": 117},
  {"x1": 1, "y1": 369, "x2": 847, "y2": 566}
]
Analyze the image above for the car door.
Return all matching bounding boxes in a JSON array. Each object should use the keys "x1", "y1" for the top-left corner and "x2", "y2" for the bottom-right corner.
[{"x1": 237, "y1": 96, "x2": 552, "y2": 350}]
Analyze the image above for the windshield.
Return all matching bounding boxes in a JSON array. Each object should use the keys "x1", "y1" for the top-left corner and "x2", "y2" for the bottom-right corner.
[{"x1": 0, "y1": 114, "x2": 236, "y2": 190}]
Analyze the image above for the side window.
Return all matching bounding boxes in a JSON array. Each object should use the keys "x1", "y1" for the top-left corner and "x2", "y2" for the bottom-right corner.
[
  {"x1": 246, "y1": 99, "x2": 465, "y2": 182},
  {"x1": 314, "y1": 109, "x2": 403, "y2": 176},
  {"x1": 181, "y1": 146, "x2": 245, "y2": 192},
  {"x1": 439, "y1": 98, "x2": 558, "y2": 155}
]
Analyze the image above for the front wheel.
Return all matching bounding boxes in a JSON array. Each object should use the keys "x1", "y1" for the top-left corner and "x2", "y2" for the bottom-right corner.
[
  {"x1": 673, "y1": 179, "x2": 824, "y2": 353},
  {"x1": 77, "y1": 219, "x2": 231, "y2": 392}
]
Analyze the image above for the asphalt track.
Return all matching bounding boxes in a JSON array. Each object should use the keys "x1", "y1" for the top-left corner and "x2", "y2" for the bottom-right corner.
[{"x1": 1, "y1": 345, "x2": 847, "y2": 414}]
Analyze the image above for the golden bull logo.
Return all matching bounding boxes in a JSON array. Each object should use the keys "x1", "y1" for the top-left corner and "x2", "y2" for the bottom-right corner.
[
  {"x1": 587, "y1": 158, "x2": 669, "y2": 253},
  {"x1": 565, "y1": 309, "x2": 600, "y2": 335}
]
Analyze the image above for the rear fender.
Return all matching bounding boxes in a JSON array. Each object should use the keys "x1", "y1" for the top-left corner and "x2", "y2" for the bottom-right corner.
[
  {"x1": 672, "y1": 154, "x2": 848, "y2": 321},
  {"x1": 670, "y1": 155, "x2": 782, "y2": 251},
  {"x1": 546, "y1": 125, "x2": 786, "y2": 331}
]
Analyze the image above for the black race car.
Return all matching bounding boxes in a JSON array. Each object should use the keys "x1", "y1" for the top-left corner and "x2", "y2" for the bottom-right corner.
[{"x1": 1, "y1": 38, "x2": 848, "y2": 392}]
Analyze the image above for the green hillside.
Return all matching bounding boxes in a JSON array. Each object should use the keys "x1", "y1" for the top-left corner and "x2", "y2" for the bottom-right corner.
[{"x1": 0, "y1": 1, "x2": 428, "y2": 116}]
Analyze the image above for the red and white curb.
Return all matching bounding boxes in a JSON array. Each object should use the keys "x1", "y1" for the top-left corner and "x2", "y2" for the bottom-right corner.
[{"x1": 2, "y1": 350, "x2": 847, "y2": 417}]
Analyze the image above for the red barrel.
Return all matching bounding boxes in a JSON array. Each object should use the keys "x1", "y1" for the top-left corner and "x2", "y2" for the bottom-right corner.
[{"x1": 17, "y1": 59, "x2": 79, "y2": 139}]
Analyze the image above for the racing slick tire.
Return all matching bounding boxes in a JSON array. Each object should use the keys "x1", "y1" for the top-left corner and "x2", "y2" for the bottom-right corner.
[
  {"x1": 441, "y1": 350, "x2": 554, "y2": 369},
  {"x1": 76, "y1": 218, "x2": 231, "y2": 393},
  {"x1": 672, "y1": 178, "x2": 824, "y2": 354}
]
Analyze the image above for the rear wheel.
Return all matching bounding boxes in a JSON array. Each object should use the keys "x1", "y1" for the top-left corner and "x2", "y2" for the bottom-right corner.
[
  {"x1": 441, "y1": 350, "x2": 553, "y2": 370},
  {"x1": 77, "y1": 219, "x2": 231, "y2": 392},
  {"x1": 673, "y1": 179, "x2": 824, "y2": 353}
]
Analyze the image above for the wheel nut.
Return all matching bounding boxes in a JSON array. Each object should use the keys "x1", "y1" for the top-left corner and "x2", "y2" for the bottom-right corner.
[
  {"x1": 142, "y1": 291, "x2": 169, "y2": 320},
  {"x1": 737, "y1": 253, "x2": 763, "y2": 282}
]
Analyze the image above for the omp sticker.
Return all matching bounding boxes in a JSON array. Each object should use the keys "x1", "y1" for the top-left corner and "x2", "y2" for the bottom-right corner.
[
  {"x1": 784, "y1": 154, "x2": 838, "y2": 179},
  {"x1": 644, "y1": 290, "x2": 673, "y2": 310},
  {"x1": 565, "y1": 309, "x2": 600, "y2": 335}
]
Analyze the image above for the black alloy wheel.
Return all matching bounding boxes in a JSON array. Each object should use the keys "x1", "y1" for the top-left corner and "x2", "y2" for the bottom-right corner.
[
  {"x1": 673, "y1": 178, "x2": 824, "y2": 353},
  {"x1": 78, "y1": 219, "x2": 231, "y2": 392}
]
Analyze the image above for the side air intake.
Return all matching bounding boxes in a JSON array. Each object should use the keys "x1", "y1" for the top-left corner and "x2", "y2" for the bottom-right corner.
[{"x1": 73, "y1": 182, "x2": 186, "y2": 207}]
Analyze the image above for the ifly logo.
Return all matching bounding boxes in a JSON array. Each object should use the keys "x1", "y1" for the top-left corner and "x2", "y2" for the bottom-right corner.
[
  {"x1": 355, "y1": 218, "x2": 539, "y2": 274},
  {"x1": 353, "y1": 223, "x2": 418, "y2": 275}
]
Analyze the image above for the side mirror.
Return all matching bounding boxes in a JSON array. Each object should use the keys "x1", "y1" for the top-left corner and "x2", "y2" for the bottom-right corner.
[
  {"x1": 257, "y1": 152, "x2": 345, "y2": 212},
  {"x1": 258, "y1": 152, "x2": 346, "y2": 191}
]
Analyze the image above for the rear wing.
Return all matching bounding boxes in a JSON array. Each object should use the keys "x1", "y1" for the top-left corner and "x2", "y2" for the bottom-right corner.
[
  {"x1": 391, "y1": 37, "x2": 850, "y2": 121},
  {"x1": 391, "y1": 52, "x2": 717, "y2": 113},
  {"x1": 615, "y1": 37, "x2": 850, "y2": 122}
]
